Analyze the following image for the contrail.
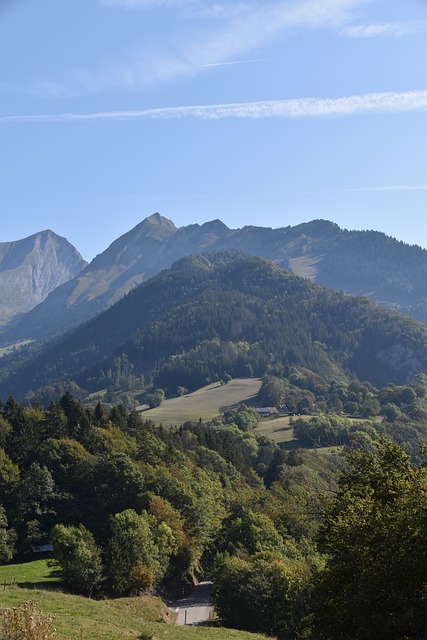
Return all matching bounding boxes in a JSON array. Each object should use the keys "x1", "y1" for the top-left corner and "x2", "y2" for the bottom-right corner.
[
  {"x1": 1, "y1": 90, "x2": 426, "y2": 123},
  {"x1": 202, "y1": 58, "x2": 268, "y2": 68}
]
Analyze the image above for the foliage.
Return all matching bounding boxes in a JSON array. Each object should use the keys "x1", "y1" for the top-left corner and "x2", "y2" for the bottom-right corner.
[
  {"x1": 292, "y1": 413, "x2": 378, "y2": 448},
  {"x1": 225, "y1": 510, "x2": 285, "y2": 555},
  {"x1": 50, "y1": 524, "x2": 103, "y2": 596},
  {"x1": 106, "y1": 509, "x2": 160, "y2": 596},
  {"x1": 311, "y1": 439, "x2": 427, "y2": 640},
  {"x1": 0, "y1": 387, "x2": 426, "y2": 638},
  {"x1": 105, "y1": 508, "x2": 179, "y2": 596},
  {"x1": 223, "y1": 405, "x2": 260, "y2": 432},
  {"x1": 212, "y1": 551, "x2": 311, "y2": 639},
  {"x1": 0, "y1": 505, "x2": 16, "y2": 564}
]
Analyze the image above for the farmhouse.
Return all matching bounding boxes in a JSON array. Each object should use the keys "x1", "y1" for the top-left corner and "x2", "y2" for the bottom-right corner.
[{"x1": 255, "y1": 407, "x2": 279, "y2": 417}]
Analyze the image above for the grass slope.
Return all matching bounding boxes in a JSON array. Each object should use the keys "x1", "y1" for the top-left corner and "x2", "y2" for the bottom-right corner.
[
  {"x1": 253, "y1": 416, "x2": 297, "y2": 445},
  {"x1": 0, "y1": 561, "x2": 269, "y2": 640},
  {"x1": 138, "y1": 378, "x2": 262, "y2": 425}
]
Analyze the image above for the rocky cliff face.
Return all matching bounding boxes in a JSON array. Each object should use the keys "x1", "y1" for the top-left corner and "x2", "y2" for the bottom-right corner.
[
  {"x1": 2, "y1": 214, "x2": 425, "y2": 343},
  {"x1": 0, "y1": 230, "x2": 87, "y2": 331}
]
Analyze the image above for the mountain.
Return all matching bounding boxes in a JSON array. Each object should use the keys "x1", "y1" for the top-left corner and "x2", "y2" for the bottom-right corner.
[
  {"x1": 1, "y1": 252, "x2": 426, "y2": 402},
  {"x1": 0, "y1": 230, "x2": 87, "y2": 331},
  {"x1": 1, "y1": 213, "x2": 426, "y2": 344}
]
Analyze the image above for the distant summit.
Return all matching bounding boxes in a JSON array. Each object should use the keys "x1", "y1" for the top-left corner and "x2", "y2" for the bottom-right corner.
[
  {"x1": 1, "y1": 214, "x2": 426, "y2": 344},
  {"x1": 0, "y1": 230, "x2": 87, "y2": 331},
  {"x1": 144, "y1": 212, "x2": 177, "y2": 229}
]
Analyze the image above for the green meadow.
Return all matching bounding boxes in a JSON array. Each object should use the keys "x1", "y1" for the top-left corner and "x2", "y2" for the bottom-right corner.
[
  {"x1": 0, "y1": 560, "x2": 268, "y2": 640},
  {"x1": 138, "y1": 378, "x2": 262, "y2": 425}
]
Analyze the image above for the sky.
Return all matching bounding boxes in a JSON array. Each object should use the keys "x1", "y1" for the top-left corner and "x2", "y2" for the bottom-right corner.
[{"x1": 0, "y1": 0, "x2": 426, "y2": 262}]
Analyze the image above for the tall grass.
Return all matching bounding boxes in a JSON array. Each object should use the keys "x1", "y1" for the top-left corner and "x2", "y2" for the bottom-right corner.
[{"x1": 2, "y1": 601, "x2": 56, "y2": 640}]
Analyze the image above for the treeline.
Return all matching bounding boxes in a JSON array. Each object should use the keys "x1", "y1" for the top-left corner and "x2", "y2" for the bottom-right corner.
[
  {"x1": 259, "y1": 369, "x2": 427, "y2": 459},
  {"x1": 0, "y1": 392, "x2": 309, "y2": 593},
  {"x1": 0, "y1": 389, "x2": 426, "y2": 638}
]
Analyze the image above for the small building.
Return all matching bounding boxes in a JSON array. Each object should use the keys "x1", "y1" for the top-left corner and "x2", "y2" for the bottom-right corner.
[
  {"x1": 31, "y1": 544, "x2": 53, "y2": 556},
  {"x1": 255, "y1": 407, "x2": 279, "y2": 417},
  {"x1": 278, "y1": 405, "x2": 289, "y2": 414}
]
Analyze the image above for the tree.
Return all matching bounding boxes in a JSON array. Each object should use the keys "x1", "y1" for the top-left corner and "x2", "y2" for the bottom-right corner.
[
  {"x1": 145, "y1": 389, "x2": 165, "y2": 409},
  {"x1": 212, "y1": 551, "x2": 311, "y2": 639},
  {"x1": 51, "y1": 524, "x2": 103, "y2": 596},
  {"x1": 106, "y1": 509, "x2": 162, "y2": 596},
  {"x1": 259, "y1": 377, "x2": 287, "y2": 406},
  {"x1": 15, "y1": 463, "x2": 57, "y2": 552},
  {"x1": 83, "y1": 453, "x2": 146, "y2": 537},
  {"x1": 0, "y1": 505, "x2": 16, "y2": 563},
  {"x1": 381, "y1": 402, "x2": 401, "y2": 422},
  {"x1": 293, "y1": 414, "x2": 353, "y2": 447},
  {"x1": 311, "y1": 439, "x2": 427, "y2": 640},
  {"x1": 223, "y1": 406, "x2": 260, "y2": 432},
  {"x1": 0, "y1": 448, "x2": 20, "y2": 507},
  {"x1": 225, "y1": 510, "x2": 285, "y2": 555}
]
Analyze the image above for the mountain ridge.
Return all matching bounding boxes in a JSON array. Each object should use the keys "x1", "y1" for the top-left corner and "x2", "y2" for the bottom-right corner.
[
  {"x1": 1, "y1": 214, "x2": 425, "y2": 344},
  {"x1": 1, "y1": 252, "x2": 426, "y2": 402}
]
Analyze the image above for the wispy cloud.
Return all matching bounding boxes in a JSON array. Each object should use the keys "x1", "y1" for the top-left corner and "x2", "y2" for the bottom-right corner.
[
  {"x1": 100, "y1": 0, "x2": 194, "y2": 8},
  {"x1": 100, "y1": 0, "x2": 252, "y2": 18},
  {"x1": 341, "y1": 21, "x2": 424, "y2": 38},
  {"x1": 2, "y1": 90, "x2": 426, "y2": 123},
  {"x1": 27, "y1": 0, "x2": 370, "y2": 97},
  {"x1": 345, "y1": 185, "x2": 427, "y2": 192},
  {"x1": 202, "y1": 58, "x2": 267, "y2": 68}
]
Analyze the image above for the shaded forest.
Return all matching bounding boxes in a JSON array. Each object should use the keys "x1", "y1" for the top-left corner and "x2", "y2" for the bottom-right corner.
[{"x1": 1, "y1": 253, "x2": 426, "y2": 403}]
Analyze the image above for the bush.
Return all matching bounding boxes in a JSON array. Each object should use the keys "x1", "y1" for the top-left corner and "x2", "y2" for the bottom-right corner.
[{"x1": 51, "y1": 524, "x2": 103, "y2": 596}]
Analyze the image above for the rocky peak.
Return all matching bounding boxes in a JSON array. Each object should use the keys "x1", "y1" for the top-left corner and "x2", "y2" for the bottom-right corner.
[
  {"x1": 0, "y1": 230, "x2": 87, "y2": 330},
  {"x1": 144, "y1": 212, "x2": 176, "y2": 230}
]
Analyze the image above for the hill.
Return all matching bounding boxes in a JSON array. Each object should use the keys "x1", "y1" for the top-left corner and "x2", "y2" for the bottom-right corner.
[
  {"x1": 0, "y1": 230, "x2": 87, "y2": 332},
  {"x1": 2, "y1": 214, "x2": 426, "y2": 344},
  {"x1": 0, "y1": 560, "x2": 266, "y2": 640},
  {"x1": 1, "y1": 252, "x2": 426, "y2": 402}
]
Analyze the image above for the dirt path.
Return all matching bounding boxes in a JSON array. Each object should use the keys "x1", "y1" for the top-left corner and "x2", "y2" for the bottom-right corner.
[{"x1": 168, "y1": 580, "x2": 214, "y2": 626}]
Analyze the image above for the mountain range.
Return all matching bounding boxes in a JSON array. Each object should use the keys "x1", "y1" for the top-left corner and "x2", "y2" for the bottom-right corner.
[
  {"x1": 1, "y1": 213, "x2": 426, "y2": 346},
  {"x1": 1, "y1": 251, "x2": 426, "y2": 402}
]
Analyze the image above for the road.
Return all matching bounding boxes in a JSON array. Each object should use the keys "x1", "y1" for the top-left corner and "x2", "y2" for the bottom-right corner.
[{"x1": 168, "y1": 580, "x2": 215, "y2": 626}]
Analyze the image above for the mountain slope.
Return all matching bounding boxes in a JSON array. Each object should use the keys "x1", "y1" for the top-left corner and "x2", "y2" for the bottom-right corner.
[
  {"x1": 1, "y1": 253, "x2": 426, "y2": 402},
  {"x1": 2, "y1": 214, "x2": 426, "y2": 344},
  {"x1": 0, "y1": 230, "x2": 87, "y2": 331}
]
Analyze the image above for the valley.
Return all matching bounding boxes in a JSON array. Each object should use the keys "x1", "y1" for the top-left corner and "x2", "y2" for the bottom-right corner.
[{"x1": 0, "y1": 220, "x2": 425, "y2": 640}]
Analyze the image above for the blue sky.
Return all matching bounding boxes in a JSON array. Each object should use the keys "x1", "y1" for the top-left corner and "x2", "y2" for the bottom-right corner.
[{"x1": 1, "y1": 0, "x2": 426, "y2": 261}]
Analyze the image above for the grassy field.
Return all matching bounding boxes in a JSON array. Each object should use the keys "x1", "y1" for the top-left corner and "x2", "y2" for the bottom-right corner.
[
  {"x1": 253, "y1": 416, "x2": 297, "y2": 445},
  {"x1": 0, "y1": 560, "x2": 269, "y2": 640},
  {"x1": 254, "y1": 414, "x2": 380, "y2": 448},
  {"x1": 138, "y1": 378, "x2": 262, "y2": 426},
  {"x1": 0, "y1": 559, "x2": 62, "y2": 590},
  {"x1": 0, "y1": 340, "x2": 32, "y2": 358}
]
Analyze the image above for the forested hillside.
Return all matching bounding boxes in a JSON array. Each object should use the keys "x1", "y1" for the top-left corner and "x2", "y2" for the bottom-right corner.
[
  {"x1": 3, "y1": 215, "x2": 426, "y2": 345},
  {"x1": 0, "y1": 380, "x2": 426, "y2": 639},
  {"x1": 1, "y1": 252, "x2": 426, "y2": 403}
]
